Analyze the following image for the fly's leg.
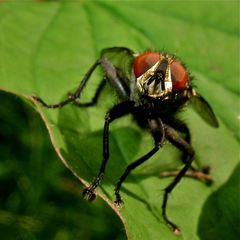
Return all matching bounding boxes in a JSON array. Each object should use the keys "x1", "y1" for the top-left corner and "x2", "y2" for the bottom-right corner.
[
  {"x1": 32, "y1": 60, "x2": 101, "y2": 108},
  {"x1": 73, "y1": 79, "x2": 106, "y2": 107},
  {"x1": 33, "y1": 51, "x2": 132, "y2": 108},
  {"x1": 160, "y1": 119, "x2": 212, "y2": 183},
  {"x1": 167, "y1": 118, "x2": 193, "y2": 165},
  {"x1": 114, "y1": 118, "x2": 165, "y2": 206},
  {"x1": 82, "y1": 101, "x2": 135, "y2": 201},
  {"x1": 161, "y1": 124, "x2": 195, "y2": 234}
]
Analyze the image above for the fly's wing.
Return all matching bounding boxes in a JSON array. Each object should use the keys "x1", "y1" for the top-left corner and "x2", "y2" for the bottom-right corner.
[
  {"x1": 101, "y1": 47, "x2": 135, "y2": 83},
  {"x1": 189, "y1": 94, "x2": 219, "y2": 128}
]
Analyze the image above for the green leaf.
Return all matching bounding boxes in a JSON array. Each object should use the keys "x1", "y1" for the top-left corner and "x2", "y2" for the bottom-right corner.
[{"x1": 0, "y1": 1, "x2": 239, "y2": 239}]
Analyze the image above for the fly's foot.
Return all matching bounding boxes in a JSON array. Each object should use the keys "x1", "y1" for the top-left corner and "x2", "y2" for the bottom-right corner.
[
  {"x1": 114, "y1": 192, "x2": 124, "y2": 208},
  {"x1": 82, "y1": 186, "x2": 96, "y2": 202},
  {"x1": 172, "y1": 226, "x2": 181, "y2": 236},
  {"x1": 164, "y1": 217, "x2": 181, "y2": 235},
  {"x1": 82, "y1": 173, "x2": 104, "y2": 201}
]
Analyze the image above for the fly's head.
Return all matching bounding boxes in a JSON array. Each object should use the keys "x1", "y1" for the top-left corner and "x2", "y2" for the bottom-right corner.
[{"x1": 132, "y1": 51, "x2": 190, "y2": 104}]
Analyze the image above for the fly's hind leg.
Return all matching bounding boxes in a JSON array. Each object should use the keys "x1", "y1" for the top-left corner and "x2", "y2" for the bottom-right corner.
[
  {"x1": 160, "y1": 119, "x2": 212, "y2": 184},
  {"x1": 161, "y1": 124, "x2": 196, "y2": 234}
]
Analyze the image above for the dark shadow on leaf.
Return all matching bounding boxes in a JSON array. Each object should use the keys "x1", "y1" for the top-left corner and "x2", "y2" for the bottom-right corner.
[
  {"x1": 198, "y1": 163, "x2": 240, "y2": 240},
  {"x1": 121, "y1": 186, "x2": 162, "y2": 223}
]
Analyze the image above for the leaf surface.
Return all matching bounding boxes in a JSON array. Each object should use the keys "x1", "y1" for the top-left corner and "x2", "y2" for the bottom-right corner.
[{"x1": 0, "y1": 1, "x2": 239, "y2": 239}]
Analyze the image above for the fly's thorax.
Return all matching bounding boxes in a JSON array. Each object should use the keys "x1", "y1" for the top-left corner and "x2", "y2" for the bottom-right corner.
[{"x1": 134, "y1": 88, "x2": 191, "y2": 119}]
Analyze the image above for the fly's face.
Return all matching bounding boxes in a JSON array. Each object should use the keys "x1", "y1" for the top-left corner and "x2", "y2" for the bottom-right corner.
[
  {"x1": 133, "y1": 52, "x2": 190, "y2": 99},
  {"x1": 135, "y1": 54, "x2": 173, "y2": 98}
]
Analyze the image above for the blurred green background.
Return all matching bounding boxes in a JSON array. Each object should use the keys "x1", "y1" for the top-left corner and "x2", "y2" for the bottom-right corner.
[{"x1": 0, "y1": 91, "x2": 126, "y2": 239}]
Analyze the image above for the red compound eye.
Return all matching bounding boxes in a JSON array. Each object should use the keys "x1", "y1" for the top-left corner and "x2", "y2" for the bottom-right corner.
[
  {"x1": 133, "y1": 52, "x2": 161, "y2": 78},
  {"x1": 171, "y1": 60, "x2": 189, "y2": 91},
  {"x1": 134, "y1": 51, "x2": 189, "y2": 91}
]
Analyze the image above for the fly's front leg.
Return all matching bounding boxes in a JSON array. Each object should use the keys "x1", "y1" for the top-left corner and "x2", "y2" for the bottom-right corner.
[
  {"x1": 32, "y1": 60, "x2": 101, "y2": 108},
  {"x1": 33, "y1": 47, "x2": 133, "y2": 108},
  {"x1": 73, "y1": 79, "x2": 106, "y2": 107},
  {"x1": 82, "y1": 101, "x2": 135, "y2": 201},
  {"x1": 99, "y1": 58, "x2": 130, "y2": 101}
]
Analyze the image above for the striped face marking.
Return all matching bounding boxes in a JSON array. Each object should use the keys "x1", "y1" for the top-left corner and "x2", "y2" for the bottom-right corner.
[{"x1": 133, "y1": 52, "x2": 189, "y2": 98}]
